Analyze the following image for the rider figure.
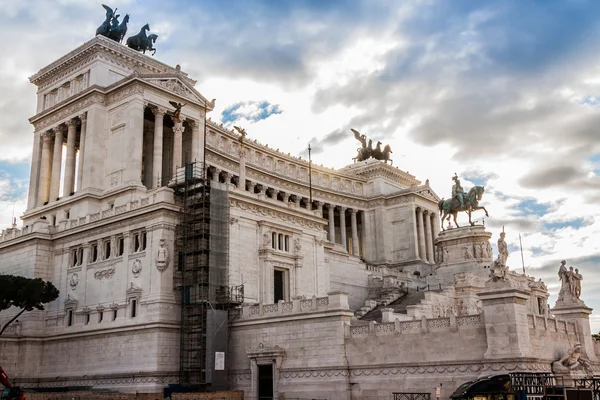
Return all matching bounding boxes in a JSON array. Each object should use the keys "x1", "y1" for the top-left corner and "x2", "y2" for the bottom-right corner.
[
  {"x1": 452, "y1": 174, "x2": 466, "y2": 209},
  {"x1": 110, "y1": 14, "x2": 121, "y2": 31}
]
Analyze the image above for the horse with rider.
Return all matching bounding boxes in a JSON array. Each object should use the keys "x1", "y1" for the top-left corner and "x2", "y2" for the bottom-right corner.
[{"x1": 438, "y1": 174, "x2": 488, "y2": 230}]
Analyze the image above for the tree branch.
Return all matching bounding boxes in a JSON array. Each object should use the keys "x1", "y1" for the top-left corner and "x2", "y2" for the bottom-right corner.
[{"x1": 0, "y1": 309, "x2": 26, "y2": 337}]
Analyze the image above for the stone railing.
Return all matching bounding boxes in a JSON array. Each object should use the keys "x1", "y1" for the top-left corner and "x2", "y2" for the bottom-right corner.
[
  {"x1": 0, "y1": 189, "x2": 172, "y2": 245},
  {"x1": 206, "y1": 121, "x2": 366, "y2": 196},
  {"x1": 527, "y1": 313, "x2": 576, "y2": 336},
  {"x1": 238, "y1": 291, "x2": 350, "y2": 320},
  {"x1": 349, "y1": 313, "x2": 484, "y2": 338}
]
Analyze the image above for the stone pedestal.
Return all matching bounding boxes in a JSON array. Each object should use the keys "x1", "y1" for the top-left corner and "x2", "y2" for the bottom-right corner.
[
  {"x1": 434, "y1": 225, "x2": 492, "y2": 283},
  {"x1": 552, "y1": 299, "x2": 597, "y2": 361},
  {"x1": 478, "y1": 280, "x2": 532, "y2": 359}
]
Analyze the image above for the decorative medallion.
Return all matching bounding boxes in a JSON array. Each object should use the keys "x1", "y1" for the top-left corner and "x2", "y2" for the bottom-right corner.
[{"x1": 132, "y1": 259, "x2": 142, "y2": 278}]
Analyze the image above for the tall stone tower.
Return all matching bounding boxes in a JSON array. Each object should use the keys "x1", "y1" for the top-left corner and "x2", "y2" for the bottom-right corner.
[{"x1": 5, "y1": 35, "x2": 214, "y2": 391}]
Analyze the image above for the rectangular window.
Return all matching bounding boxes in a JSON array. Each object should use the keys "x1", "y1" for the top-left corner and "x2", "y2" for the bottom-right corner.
[
  {"x1": 77, "y1": 248, "x2": 83, "y2": 265},
  {"x1": 134, "y1": 234, "x2": 140, "y2": 252},
  {"x1": 71, "y1": 249, "x2": 78, "y2": 267},
  {"x1": 91, "y1": 245, "x2": 98, "y2": 263},
  {"x1": 52, "y1": 215, "x2": 57, "y2": 226},
  {"x1": 278, "y1": 234, "x2": 283, "y2": 251},
  {"x1": 117, "y1": 237, "x2": 124, "y2": 256},
  {"x1": 104, "y1": 240, "x2": 111, "y2": 260},
  {"x1": 141, "y1": 232, "x2": 147, "y2": 251},
  {"x1": 98, "y1": 311, "x2": 103, "y2": 323},
  {"x1": 67, "y1": 310, "x2": 73, "y2": 327},
  {"x1": 65, "y1": 210, "x2": 70, "y2": 219},
  {"x1": 85, "y1": 314, "x2": 90, "y2": 325},
  {"x1": 131, "y1": 300, "x2": 137, "y2": 318},
  {"x1": 271, "y1": 232, "x2": 276, "y2": 249},
  {"x1": 285, "y1": 235, "x2": 290, "y2": 252},
  {"x1": 112, "y1": 309, "x2": 118, "y2": 321},
  {"x1": 274, "y1": 269, "x2": 285, "y2": 303}
]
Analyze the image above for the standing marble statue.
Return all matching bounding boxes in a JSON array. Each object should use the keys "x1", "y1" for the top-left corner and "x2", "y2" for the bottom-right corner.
[
  {"x1": 496, "y1": 232, "x2": 508, "y2": 266},
  {"x1": 557, "y1": 260, "x2": 583, "y2": 301},
  {"x1": 488, "y1": 232, "x2": 509, "y2": 282}
]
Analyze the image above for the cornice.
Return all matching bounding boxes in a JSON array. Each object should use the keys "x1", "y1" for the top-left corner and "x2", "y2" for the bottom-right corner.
[{"x1": 30, "y1": 35, "x2": 186, "y2": 87}]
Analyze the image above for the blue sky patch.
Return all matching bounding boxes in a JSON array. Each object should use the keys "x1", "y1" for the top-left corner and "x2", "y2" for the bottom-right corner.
[
  {"x1": 514, "y1": 198, "x2": 550, "y2": 217},
  {"x1": 0, "y1": 161, "x2": 29, "y2": 202},
  {"x1": 543, "y1": 218, "x2": 589, "y2": 231},
  {"x1": 221, "y1": 101, "x2": 283, "y2": 124}
]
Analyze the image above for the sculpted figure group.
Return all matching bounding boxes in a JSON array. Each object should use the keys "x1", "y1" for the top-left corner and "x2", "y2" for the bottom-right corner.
[
  {"x1": 488, "y1": 232, "x2": 509, "y2": 282},
  {"x1": 558, "y1": 260, "x2": 583, "y2": 301},
  {"x1": 351, "y1": 129, "x2": 393, "y2": 164},
  {"x1": 96, "y1": 4, "x2": 159, "y2": 55}
]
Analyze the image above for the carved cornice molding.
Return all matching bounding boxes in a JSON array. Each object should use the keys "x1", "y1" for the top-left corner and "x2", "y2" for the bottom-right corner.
[
  {"x1": 230, "y1": 198, "x2": 325, "y2": 231},
  {"x1": 32, "y1": 91, "x2": 105, "y2": 131},
  {"x1": 30, "y1": 35, "x2": 183, "y2": 87}
]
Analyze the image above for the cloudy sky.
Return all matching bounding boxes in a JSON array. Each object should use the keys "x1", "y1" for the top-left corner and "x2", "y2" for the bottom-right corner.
[{"x1": 1, "y1": 0, "x2": 599, "y2": 329}]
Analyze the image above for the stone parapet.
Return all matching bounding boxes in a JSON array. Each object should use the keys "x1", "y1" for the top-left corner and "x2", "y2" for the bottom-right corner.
[
  {"x1": 239, "y1": 291, "x2": 350, "y2": 321},
  {"x1": 350, "y1": 313, "x2": 482, "y2": 338},
  {"x1": 0, "y1": 187, "x2": 175, "y2": 246}
]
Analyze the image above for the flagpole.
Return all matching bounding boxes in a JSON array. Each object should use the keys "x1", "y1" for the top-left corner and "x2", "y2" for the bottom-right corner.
[
  {"x1": 308, "y1": 144, "x2": 313, "y2": 210},
  {"x1": 519, "y1": 233, "x2": 525, "y2": 275}
]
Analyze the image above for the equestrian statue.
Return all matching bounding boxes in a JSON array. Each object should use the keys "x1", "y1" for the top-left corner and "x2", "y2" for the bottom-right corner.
[
  {"x1": 352, "y1": 129, "x2": 393, "y2": 164},
  {"x1": 126, "y1": 24, "x2": 159, "y2": 55},
  {"x1": 438, "y1": 174, "x2": 488, "y2": 230}
]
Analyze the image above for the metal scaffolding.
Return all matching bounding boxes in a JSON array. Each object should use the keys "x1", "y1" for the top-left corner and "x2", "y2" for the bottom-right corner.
[{"x1": 172, "y1": 162, "x2": 243, "y2": 389}]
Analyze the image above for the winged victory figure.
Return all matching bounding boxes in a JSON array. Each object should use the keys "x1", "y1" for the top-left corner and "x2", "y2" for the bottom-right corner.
[
  {"x1": 352, "y1": 128, "x2": 372, "y2": 162},
  {"x1": 169, "y1": 101, "x2": 186, "y2": 121},
  {"x1": 96, "y1": 4, "x2": 116, "y2": 38}
]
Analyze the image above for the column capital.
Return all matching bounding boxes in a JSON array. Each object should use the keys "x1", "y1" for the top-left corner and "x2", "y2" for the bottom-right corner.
[
  {"x1": 416, "y1": 206, "x2": 423, "y2": 214},
  {"x1": 350, "y1": 208, "x2": 359, "y2": 214},
  {"x1": 326, "y1": 203, "x2": 336, "y2": 210},
  {"x1": 337, "y1": 206, "x2": 347, "y2": 212},
  {"x1": 313, "y1": 200, "x2": 323, "y2": 208},
  {"x1": 79, "y1": 112, "x2": 87, "y2": 123},
  {"x1": 42, "y1": 131, "x2": 54, "y2": 141},
  {"x1": 55, "y1": 124, "x2": 67, "y2": 134},
  {"x1": 151, "y1": 106, "x2": 167, "y2": 117},
  {"x1": 187, "y1": 119, "x2": 200, "y2": 129},
  {"x1": 65, "y1": 118, "x2": 78, "y2": 128},
  {"x1": 423, "y1": 209, "x2": 430, "y2": 216}
]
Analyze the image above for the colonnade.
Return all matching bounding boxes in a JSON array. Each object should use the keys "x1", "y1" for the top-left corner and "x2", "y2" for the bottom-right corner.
[
  {"x1": 415, "y1": 207, "x2": 439, "y2": 264},
  {"x1": 149, "y1": 105, "x2": 201, "y2": 188},
  {"x1": 29, "y1": 113, "x2": 87, "y2": 208},
  {"x1": 208, "y1": 165, "x2": 363, "y2": 256}
]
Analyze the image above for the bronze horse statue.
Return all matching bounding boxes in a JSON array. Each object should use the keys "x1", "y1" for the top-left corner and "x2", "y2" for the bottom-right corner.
[
  {"x1": 127, "y1": 24, "x2": 158, "y2": 55},
  {"x1": 108, "y1": 14, "x2": 129, "y2": 43},
  {"x1": 438, "y1": 185, "x2": 488, "y2": 230}
]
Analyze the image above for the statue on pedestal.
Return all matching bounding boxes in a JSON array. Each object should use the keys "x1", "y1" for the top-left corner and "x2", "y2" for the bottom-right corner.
[
  {"x1": 557, "y1": 260, "x2": 583, "y2": 302},
  {"x1": 438, "y1": 174, "x2": 488, "y2": 230},
  {"x1": 488, "y1": 232, "x2": 509, "y2": 282}
]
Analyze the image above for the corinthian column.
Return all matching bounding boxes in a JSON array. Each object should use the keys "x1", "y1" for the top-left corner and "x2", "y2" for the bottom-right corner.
[
  {"x1": 190, "y1": 119, "x2": 201, "y2": 162},
  {"x1": 327, "y1": 204, "x2": 336, "y2": 243},
  {"x1": 350, "y1": 209, "x2": 359, "y2": 256},
  {"x1": 152, "y1": 107, "x2": 165, "y2": 187},
  {"x1": 76, "y1": 113, "x2": 87, "y2": 191},
  {"x1": 63, "y1": 119, "x2": 78, "y2": 196},
  {"x1": 49, "y1": 126, "x2": 65, "y2": 201},
  {"x1": 27, "y1": 131, "x2": 42, "y2": 209},
  {"x1": 38, "y1": 131, "x2": 54, "y2": 205},
  {"x1": 416, "y1": 207, "x2": 426, "y2": 261},
  {"x1": 339, "y1": 206, "x2": 347, "y2": 251},
  {"x1": 424, "y1": 210, "x2": 434, "y2": 263},
  {"x1": 172, "y1": 119, "x2": 184, "y2": 179}
]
